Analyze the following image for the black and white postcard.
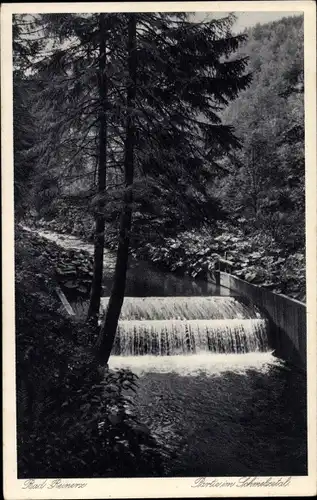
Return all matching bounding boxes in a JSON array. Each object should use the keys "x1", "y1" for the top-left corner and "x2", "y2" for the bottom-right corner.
[{"x1": 2, "y1": 1, "x2": 316, "y2": 498}]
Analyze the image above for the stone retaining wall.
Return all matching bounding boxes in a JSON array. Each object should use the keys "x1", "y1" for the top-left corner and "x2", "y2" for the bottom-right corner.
[{"x1": 218, "y1": 272, "x2": 306, "y2": 369}]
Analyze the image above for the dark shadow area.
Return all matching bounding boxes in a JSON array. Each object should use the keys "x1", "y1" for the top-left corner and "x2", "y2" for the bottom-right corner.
[{"x1": 133, "y1": 361, "x2": 307, "y2": 477}]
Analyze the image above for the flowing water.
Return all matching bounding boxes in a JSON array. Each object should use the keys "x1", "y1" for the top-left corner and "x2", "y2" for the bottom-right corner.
[
  {"x1": 110, "y1": 353, "x2": 306, "y2": 476},
  {"x1": 102, "y1": 296, "x2": 268, "y2": 356},
  {"x1": 24, "y1": 225, "x2": 307, "y2": 476},
  {"x1": 100, "y1": 296, "x2": 263, "y2": 320},
  {"x1": 21, "y1": 224, "x2": 228, "y2": 297},
  {"x1": 106, "y1": 296, "x2": 306, "y2": 476},
  {"x1": 114, "y1": 318, "x2": 268, "y2": 355}
]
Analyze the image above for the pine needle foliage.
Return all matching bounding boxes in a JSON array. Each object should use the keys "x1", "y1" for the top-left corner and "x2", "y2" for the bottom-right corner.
[{"x1": 13, "y1": 11, "x2": 252, "y2": 358}]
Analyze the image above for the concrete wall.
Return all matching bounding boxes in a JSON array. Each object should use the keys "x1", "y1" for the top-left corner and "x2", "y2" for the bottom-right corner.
[{"x1": 219, "y1": 272, "x2": 306, "y2": 369}]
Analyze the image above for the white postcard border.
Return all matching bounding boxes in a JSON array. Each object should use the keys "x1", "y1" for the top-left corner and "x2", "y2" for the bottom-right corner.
[{"x1": 2, "y1": 2, "x2": 316, "y2": 498}]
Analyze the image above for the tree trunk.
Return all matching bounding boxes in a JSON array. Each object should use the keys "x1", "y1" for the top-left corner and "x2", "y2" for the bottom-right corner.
[
  {"x1": 95, "y1": 14, "x2": 137, "y2": 363},
  {"x1": 87, "y1": 14, "x2": 108, "y2": 325}
]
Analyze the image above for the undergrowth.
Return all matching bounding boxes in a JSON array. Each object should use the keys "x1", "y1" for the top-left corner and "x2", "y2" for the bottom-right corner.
[
  {"x1": 15, "y1": 227, "x2": 166, "y2": 478},
  {"x1": 25, "y1": 201, "x2": 305, "y2": 302}
]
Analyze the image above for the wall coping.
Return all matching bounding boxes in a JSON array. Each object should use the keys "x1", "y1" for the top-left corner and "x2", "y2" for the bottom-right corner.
[{"x1": 219, "y1": 271, "x2": 306, "y2": 308}]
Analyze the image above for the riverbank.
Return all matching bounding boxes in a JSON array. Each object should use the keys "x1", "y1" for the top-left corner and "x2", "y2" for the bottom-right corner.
[
  {"x1": 24, "y1": 209, "x2": 306, "y2": 302},
  {"x1": 15, "y1": 226, "x2": 167, "y2": 478}
]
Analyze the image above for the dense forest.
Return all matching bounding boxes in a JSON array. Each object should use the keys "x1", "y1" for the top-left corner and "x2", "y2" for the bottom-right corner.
[
  {"x1": 129, "y1": 15, "x2": 305, "y2": 300},
  {"x1": 14, "y1": 13, "x2": 305, "y2": 478},
  {"x1": 18, "y1": 14, "x2": 305, "y2": 300}
]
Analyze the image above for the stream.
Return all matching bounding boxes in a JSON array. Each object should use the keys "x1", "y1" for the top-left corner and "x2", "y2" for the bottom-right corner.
[{"x1": 23, "y1": 224, "x2": 307, "y2": 476}]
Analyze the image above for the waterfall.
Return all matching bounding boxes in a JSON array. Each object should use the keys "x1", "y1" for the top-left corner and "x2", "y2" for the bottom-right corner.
[
  {"x1": 100, "y1": 296, "x2": 270, "y2": 356},
  {"x1": 112, "y1": 319, "x2": 268, "y2": 355},
  {"x1": 100, "y1": 296, "x2": 263, "y2": 320}
]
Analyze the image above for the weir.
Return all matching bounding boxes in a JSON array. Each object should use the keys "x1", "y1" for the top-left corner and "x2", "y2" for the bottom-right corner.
[
  {"x1": 34, "y1": 222, "x2": 303, "y2": 368},
  {"x1": 100, "y1": 296, "x2": 263, "y2": 320},
  {"x1": 216, "y1": 272, "x2": 306, "y2": 369},
  {"x1": 113, "y1": 319, "x2": 268, "y2": 355},
  {"x1": 100, "y1": 296, "x2": 270, "y2": 357}
]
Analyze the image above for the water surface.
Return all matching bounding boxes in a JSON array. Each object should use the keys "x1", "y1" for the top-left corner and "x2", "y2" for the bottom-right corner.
[{"x1": 110, "y1": 353, "x2": 307, "y2": 476}]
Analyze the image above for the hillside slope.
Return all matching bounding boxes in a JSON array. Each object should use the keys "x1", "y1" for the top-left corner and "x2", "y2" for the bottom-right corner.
[{"x1": 219, "y1": 15, "x2": 304, "y2": 247}]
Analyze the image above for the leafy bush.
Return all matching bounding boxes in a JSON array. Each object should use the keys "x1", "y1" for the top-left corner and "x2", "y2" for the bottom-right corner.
[
  {"x1": 27, "y1": 204, "x2": 305, "y2": 301},
  {"x1": 129, "y1": 219, "x2": 305, "y2": 301},
  {"x1": 18, "y1": 358, "x2": 165, "y2": 478},
  {"x1": 26, "y1": 197, "x2": 96, "y2": 241}
]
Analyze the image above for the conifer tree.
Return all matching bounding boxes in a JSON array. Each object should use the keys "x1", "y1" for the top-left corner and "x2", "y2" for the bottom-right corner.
[
  {"x1": 96, "y1": 14, "x2": 137, "y2": 361},
  {"x1": 87, "y1": 13, "x2": 108, "y2": 324},
  {"x1": 14, "y1": 12, "x2": 251, "y2": 363},
  {"x1": 14, "y1": 13, "x2": 126, "y2": 323},
  {"x1": 13, "y1": 15, "x2": 44, "y2": 216},
  {"x1": 96, "y1": 12, "x2": 252, "y2": 363},
  {"x1": 13, "y1": 76, "x2": 38, "y2": 216}
]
